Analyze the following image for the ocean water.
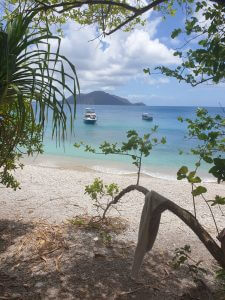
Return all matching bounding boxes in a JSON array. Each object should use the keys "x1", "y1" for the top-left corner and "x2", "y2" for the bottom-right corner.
[{"x1": 41, "y1": 105, "x2": 222, "y2": 181}]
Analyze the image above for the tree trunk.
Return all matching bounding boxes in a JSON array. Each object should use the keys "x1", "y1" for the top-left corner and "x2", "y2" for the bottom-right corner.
[{"x1": 218, "y1": 228, "x2": 225, "y2": 258}]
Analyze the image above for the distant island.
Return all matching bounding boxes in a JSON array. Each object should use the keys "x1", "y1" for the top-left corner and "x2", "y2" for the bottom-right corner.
[{"x1": 66, "y1": 91, "x2": 146, "y2": 106}]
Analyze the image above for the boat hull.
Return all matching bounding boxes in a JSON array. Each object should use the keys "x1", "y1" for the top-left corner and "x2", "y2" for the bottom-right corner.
[
  {"x1": 83, "y1": 119, "x2": 97, "y2": 124},
  {"x1": 142, "y1": 116, "x2": 153, "y2": 121}
]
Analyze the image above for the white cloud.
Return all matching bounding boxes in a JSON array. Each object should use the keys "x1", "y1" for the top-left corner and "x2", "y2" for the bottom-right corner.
[
  {"x1": 160, "y1": 36, "x2": 181, "y2": 47},
  {"x1": 50, "y1": 16, "x2": 180, "y2": 93},
  {"x1": 144, "y1": 76, "x2": 170, "y2": 86},
  {"x1": 127, "y1": 93, "x2": 147, "y2": 102},
  {"x1": 194, "y1": 0, "x2": 213, "y2": 23}
]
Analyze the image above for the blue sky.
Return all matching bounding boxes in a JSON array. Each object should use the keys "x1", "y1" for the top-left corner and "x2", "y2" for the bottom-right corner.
[
  {"x1": 52, "y1": 3, "x2": 224, "y2": 107},
  {"x1": 119, "y1": 7, "x2": 225, "y2": 107},
  {"x1": 1, "y1": 1, "x2": 224, "y2": 107}
]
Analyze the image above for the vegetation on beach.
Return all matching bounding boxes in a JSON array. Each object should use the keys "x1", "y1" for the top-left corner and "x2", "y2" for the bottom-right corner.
[
  {"x1": 175, "y1": 108, "x2": 225, "y2": 284},
  {"x1": 0, "y1": 6, "x2": 78, "y2": 188},
  {"x1": 0, "y1": 103, "x2": 43, "y2": 189},
  {"x1": 75, "y1": 107, "x2": 225, "y2": 276},
  {"x1": 75, "y1": 128, "x2": 166, "y2": 185},
  {"x1": 85, "y1": 178, "x2": 120, "y2": 219},
  {"x1": 177, "y1": 108, "x2": 225, "y2": 218},
  {"x1": 0, "y1": 0, "x2": 224, "y2": 295}
]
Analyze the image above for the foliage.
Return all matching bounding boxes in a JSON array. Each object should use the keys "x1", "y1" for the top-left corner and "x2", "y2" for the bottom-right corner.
[
  {"x1": 176, "y1": 108, "x2": 225, "y2": 234},
  {"x1": 209, "y1": 158, "x2": 225, "y2": 184},
  {"x1": 177, "y1": 109, "x2": 225, "y2": 181},
  {"x1": 85, "y1": 178, "x2": 119, "y2": 219},
  {"x1": 216, "y1": 268, "x2": 225, "y2": 291},
  {"x1": 154, "y1": 1, "x2": 225, "y2": 86},
  {"x1": 145, "y1": 0, "x2": 225, "y2": 276},
  {"x1": 69, "y1": 214, "x2": 127, "y2": 246},
  {"x1": 3, "y1": 0, "x2": 196, "y2": 36},
  {"x1": 69, "y1": 214, "x2": 127, "y2": 233},
  {"x1": 172, "y1": 244, "x2": 207, "y2": 281},
  {"x1": 0, "y1": 8, "x2": 78, "y2": 142},
  {"x1": 0, "y1": 102, "x2": 43, "y2": 189},
  {"x1": 75, "y1": 128, "x2": 166, "y2": 185},
  {"x1": 177, "y1": 108, "x2": 225, "y2": 190},
  {"x1": 0, "y1": 7, "x2": 78, "y2": 188}
]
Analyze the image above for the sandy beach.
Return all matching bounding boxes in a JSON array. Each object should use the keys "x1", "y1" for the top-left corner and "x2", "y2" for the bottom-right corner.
[
  {"x1": 1, "y1": 161, "x2": 224, "y2": 255},
  {"x1": 1, "y1": 160, "x2": 225, "y2": 299}
]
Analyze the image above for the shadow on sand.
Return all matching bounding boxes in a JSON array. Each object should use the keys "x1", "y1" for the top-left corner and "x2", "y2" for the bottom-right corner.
[{"x1": 0, "y1": 219, "x2": 223, "y2": 299}]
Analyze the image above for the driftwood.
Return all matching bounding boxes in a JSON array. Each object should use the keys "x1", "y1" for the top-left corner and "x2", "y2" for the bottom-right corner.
[
  {"x1": 111, "y1": 185, "x2": 225, "y2": 269},
  {"x1": 217, "y1": 229, "x2": 225, "y2": 258}
]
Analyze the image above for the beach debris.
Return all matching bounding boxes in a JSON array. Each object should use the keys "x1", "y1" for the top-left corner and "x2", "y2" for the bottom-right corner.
[
  {"x1": 16, "y1": 221, "x2": 68, "y2": 270},
  {"x1": 68, "y1": 215, "x2": 127, "y2": 234}
]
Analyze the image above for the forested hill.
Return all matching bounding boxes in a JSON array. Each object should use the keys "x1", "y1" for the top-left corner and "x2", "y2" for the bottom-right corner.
[{"x1": 66, "y1": 91, "x2": 145, "y2": 106}]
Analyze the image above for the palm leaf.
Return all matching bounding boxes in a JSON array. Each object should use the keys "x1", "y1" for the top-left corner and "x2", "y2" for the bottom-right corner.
[{"x1": 0, "y1": 8, "x2": 79, "y2": 142}]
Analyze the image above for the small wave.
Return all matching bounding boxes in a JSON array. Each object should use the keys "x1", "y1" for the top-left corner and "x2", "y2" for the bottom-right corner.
[
  {"x1": 91, "y1": 165, "x2": 137, "y2": 175},
  {"x1": 201, "y1": 178, "x2": 217, "y2": 183},
  {"x1": 143, "y1": 170, "x2": 216, "y2": 183},
  {"x1": 90, "y1": 165, "x2": 217, "y2": 183},
  {"x1": 91, "y1": 165, "x2": 177, "y2": 180},
  {"x1": 142, "y1": 170, "x2": 177, "y2": 181}
]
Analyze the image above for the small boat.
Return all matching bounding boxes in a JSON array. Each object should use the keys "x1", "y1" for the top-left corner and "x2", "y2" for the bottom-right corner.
[
  {"x1": 142, "y1": 113, "x2": 153, "y2": 121},
  {"x1": 83, "y1": 108, "x2": 97, "y2": 124}
]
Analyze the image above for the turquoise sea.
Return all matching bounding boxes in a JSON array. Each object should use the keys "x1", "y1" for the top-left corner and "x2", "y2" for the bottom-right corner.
[{"x1": 41, "y1": 105, "x2": 222, "y2": 181}]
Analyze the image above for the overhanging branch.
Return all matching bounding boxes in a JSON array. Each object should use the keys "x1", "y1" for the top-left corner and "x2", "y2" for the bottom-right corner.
[
  {"x1": 30, "y1": 0, "x2": 225, "y2": 35},
  {"x1": 34, "y1": 0, "x2": 139, "y2": 13}
]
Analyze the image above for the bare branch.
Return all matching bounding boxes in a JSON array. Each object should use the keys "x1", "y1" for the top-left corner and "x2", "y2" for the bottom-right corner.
[{"x1": 111, "y1": 184, "x2": 225, "y2": 269}]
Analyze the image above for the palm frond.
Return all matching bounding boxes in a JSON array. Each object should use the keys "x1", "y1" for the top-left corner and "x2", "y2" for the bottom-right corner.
[{"x1": 0, "y1": 8, "x2": 79, "y2": 142}]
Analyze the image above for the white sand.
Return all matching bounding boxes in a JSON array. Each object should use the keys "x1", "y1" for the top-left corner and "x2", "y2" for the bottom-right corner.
[{"x1": 1, "y1": 162, "x2": 225, "y2": 266}]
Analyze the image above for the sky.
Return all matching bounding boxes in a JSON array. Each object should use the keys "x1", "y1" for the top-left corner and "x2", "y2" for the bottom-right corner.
[{"x1": 50, "y1": 3, "x2": 225, "y2": 107}]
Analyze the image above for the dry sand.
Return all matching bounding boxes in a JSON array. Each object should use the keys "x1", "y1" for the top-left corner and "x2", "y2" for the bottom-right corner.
[
  {"x1": 0, "y1": 161, "x2": 225, "y2": 299},
  {"x1": 1, "y1": 162, "x2": 224, "y2": 257}
]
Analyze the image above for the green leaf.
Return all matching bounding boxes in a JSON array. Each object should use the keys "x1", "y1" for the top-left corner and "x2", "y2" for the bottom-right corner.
[
  {"x1": 177, "y1": 174, "x2": 186, "y2": 180},
  {"x1": 74, "y1": 142, "x2": 81, "y2": 148},
  {"x1": 178, "y1": 166, "x2": 189, "y2": 175},
  {"x1": 188, "y1": 175, "x2": 201, "y2": 183},
  {"x1": 161, "y1": 137, "x2": 166, "y2": 144},
  {"x1": 211, "y1": 195, "x2": 225, "y2": 206},
  {"x1": 209, "y1": 158, "x2": 225, "y2": 183},
  {"x1": 171, "y1": 28, "x2": 182, "y2": 39},
  {"x1": 187, "y1": 171, "x2": 201, "y2": 183},
  {"x1": 192, "y1": 186, "x2": 207, "y2": 196},
  {"x1": 198, "y1": 133, "x2": 208, "y2": 141},
  {"x1": 203, "y1": 156, "x2": 213, "y2": 164},
  {"x1": 143, "y1": 68, "x2": 150, "y2": 74}
]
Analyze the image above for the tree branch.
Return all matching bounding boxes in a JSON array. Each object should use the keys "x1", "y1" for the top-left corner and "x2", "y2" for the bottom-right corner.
[
  {"x1": 29, "y1": 0, "x2": 167, "y2": 35},
  {"x1": 105, "y1": 0, "x2": 166, "y2": 35},
  {"x1": 111, "y1": 184, "x2": 225, "y2": 269},
  {"x1": 33, "y1": 0, "x2": 139, "y2": 14},
  {"x1": 29, "y1": 0, "x2": 225, "y2": 36}
]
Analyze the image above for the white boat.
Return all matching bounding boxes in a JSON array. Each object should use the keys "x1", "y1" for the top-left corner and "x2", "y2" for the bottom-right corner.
[
  {"x1": 83, "y1": 108, "x2": 97, "y2": 124},
  {"x1": 142, "y1": 113, "x2": 153, "y2": 121}
]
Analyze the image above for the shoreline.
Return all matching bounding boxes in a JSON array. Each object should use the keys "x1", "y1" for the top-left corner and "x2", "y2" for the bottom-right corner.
[
  {"x1": 1, "y1": 163, "x2": 224, "y2": 253},
  {"x1": 21, "y1": 153, "x2": 217, "y2": 183}
]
